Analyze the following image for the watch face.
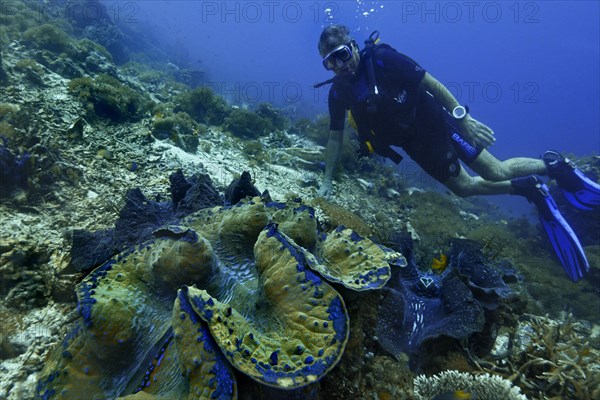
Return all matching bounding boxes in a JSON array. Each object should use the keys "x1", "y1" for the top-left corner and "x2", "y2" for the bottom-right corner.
[{"x1": 453, "y1": 106, "x2": 466, "y2": 119}]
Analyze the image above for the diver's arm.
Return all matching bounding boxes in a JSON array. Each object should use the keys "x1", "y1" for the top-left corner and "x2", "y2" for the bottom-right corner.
[
  {"x1": 420, "y1": 73, "x2": 462, "y2": 113},
  {"x1": 318, "y1": 129, "x2": 343, "y2": 198},
  {"x1": 420, "y1": 72, "x2": 495, "y2": 148}
]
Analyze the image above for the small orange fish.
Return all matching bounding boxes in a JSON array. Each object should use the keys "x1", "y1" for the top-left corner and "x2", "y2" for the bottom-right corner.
[{"x1": 431, "y1": 254, "x2": 448, "y2": 273}]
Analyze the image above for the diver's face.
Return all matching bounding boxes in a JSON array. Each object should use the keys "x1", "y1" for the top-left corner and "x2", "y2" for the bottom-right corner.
[{"x1": 321, "y1": 41, "x2": 360, "y2": 77}]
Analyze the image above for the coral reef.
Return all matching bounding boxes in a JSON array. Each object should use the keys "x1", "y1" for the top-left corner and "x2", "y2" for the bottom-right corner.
[
  {"x1": 312, "y1": 198, "x2": 374, "y2": 237},
  {"x1": 242, "y1": 140, "x2": 267, "y2": 165},
  {"x1": 413, "y1": 370, "x2": 527, "y2": 400},
  {"x1": 69, "y1": 39, "x2": 113, "y2": 67},
  {"x1": 69, "y1": 171, "x2": 223, "y2": 275},
  {"x1": 0, "y1": 53, "x2": 6, "y2": 82},
  {"x1": 290, "y1": 115, "x2": 330, "y2": 147},
  {"x1": 468, "y1": 313, "x2": 600, "y2": 399},
  {"x1": 319, "y1": 292, "x2": 416, "y2": 400},
  {"x1": 14, "y1": 59, "x2": 48, "y2": 86},
  {"x1": 267, "y1": 129, "x2": 294, "y2": 148}
]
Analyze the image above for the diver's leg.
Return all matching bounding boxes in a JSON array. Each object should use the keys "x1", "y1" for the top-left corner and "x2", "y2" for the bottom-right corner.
[
  {"x1": 511, "y1": 175, "x2": 590, "y2": 281},
  {"x1": 444, "y1": 161, "x2": 589, "y2": 281},
  {"x1": 444, "y1": 152, "x2": 590, "y2": 281},
  {"x1": 443, "y1": 165, "x2": 512, "y2": 197},
  {"x1": 468, "y1": 149, "x2": 546, "y2": 182}
]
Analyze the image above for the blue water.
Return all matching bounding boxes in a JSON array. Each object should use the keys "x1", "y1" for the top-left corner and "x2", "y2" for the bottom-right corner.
[
  {"x1": 126, "y1": 1, "x2": 598, "y2": 217},
  {"x1": 131, "y1": 0, "x2": 599, "y2": 159}
]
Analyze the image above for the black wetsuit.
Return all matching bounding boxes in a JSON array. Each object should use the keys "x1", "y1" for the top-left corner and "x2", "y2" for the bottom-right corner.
[{"x1": 328, "y1": 46, "x2": 481, "y2": 182}]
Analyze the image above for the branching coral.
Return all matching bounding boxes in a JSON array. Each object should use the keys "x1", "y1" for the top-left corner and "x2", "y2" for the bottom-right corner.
[
  {"x1": 468, "y1": 313, "x2": 600, "y2": 399},
  {"x1": 413, "y1": 370, "x2": 527, "y2": 400}
]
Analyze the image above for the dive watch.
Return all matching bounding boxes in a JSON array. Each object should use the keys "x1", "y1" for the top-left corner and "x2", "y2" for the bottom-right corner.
[{"x1": 452, "y1": 105, "x2": 468, "y2": 120}]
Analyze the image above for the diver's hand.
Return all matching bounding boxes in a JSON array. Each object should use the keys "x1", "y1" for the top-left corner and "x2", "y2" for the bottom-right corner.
[
  {"x1": 462, "y1": 116, "x2": 495, "y2": 148},
  {"x1": 318, "y1": 180, "x2": 332, "y2": 199}
]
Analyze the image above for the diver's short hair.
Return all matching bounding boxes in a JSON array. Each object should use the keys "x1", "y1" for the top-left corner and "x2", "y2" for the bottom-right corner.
[{"x1": 318, "y1": 24, "x2": 352, "y2": 56}]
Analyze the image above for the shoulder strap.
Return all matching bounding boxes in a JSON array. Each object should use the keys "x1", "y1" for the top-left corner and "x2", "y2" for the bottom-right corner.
[
  {"x1": 359, "y1": 32, "x2": 405, "y2": 164},
  {"x1": 362, "y1": 31, "x2": 381, "y2": 114}
]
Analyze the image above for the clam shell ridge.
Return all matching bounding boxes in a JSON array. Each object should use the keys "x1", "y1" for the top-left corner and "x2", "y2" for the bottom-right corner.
[{"x1": 36, "y1": 198, "x2": 400, "y2": 397}]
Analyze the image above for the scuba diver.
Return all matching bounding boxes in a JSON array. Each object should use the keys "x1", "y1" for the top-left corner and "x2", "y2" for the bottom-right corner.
[{"x1": 315, "y1": 25, "x2": 600, "y2": 282}]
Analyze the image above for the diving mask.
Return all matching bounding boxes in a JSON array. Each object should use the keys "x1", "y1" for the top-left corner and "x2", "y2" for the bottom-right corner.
[{"x1": 322, "y1": 43, "x2": 354, "y2": 71}]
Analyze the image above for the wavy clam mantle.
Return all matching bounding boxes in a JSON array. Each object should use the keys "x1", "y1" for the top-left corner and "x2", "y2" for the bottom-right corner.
[{"x1": 36, "y1": 198, "x2": 404, "y2": 399}]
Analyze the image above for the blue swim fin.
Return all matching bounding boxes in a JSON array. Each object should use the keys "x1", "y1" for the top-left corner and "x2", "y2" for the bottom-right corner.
[
  {"x1": 512, "y1": 175, "x2": 589, "y2": 282},
  {"x1": 543, "y1": 150, "x2": 600, "y2": 210}
]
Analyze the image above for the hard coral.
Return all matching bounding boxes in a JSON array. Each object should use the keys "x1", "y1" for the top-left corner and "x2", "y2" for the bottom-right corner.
[
  {"x1": 413, "y1": 370, "x2": 527, "y2": 400},
  {"x1": 497, "y1": 314, "x2": 600, "y2": 399}
]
